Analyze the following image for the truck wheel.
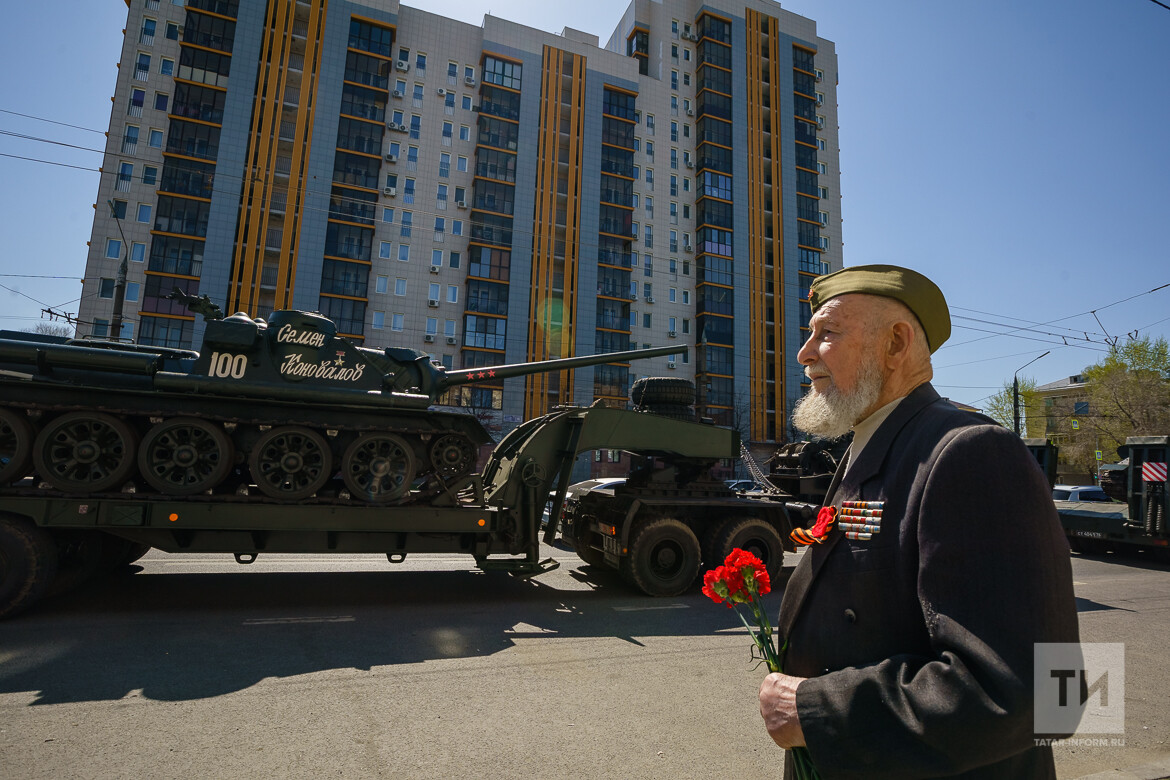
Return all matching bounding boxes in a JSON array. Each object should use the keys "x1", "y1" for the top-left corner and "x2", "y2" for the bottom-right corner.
[
  {"x1": 621, "y1": 517, "x2": 702, "y2": 597},
  {"x1": 0, "y1": 515, "x2": 58, "y2": 620},
  {"x1": 710, "y1": 518, "x2": 785, "y2": 583},
  {"x1": 631, "y1": 378, "x2": 696, "y2": 407}
]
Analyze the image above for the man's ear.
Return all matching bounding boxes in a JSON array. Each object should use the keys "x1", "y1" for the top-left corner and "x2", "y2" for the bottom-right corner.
[{"x1": 885, "y1": 320, "x2": 916, "y2": 368}]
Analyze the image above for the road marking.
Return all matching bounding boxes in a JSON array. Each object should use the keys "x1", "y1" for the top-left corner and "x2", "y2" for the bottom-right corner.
[
  {"x1": 611, "y1": 603, "x2": 690, "y2": 612},
  {"x1": 242, "y1": 616, "x2": 356, "y2": 625}
]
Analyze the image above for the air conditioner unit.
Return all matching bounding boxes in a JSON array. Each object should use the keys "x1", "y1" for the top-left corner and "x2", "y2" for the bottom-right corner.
[
  {"x1": 384, "y1": 186, "x2": 397, "y2": 196},
  {"x1": 685, "y1": 108, "x2": 694, "y2": 116},
  {"x1": 667, "y1": 361, "x2": 677, "y2": 369},
  {"x1": 397, "y1": 123, "x2": 410, "y2": 132},
  {"x1": 816, "y1": 96, "x2": 824, "y2": 106},
  {"x1": 430, "y1": 264, "x2": 441, "y2": 274},
  {"x1": 464, "y1": 76, "x2": 476, "y2": 87},
  {"x1": 668, "y1": 330, "x2": 677, "y2": 337},
  {"x1": 646, "y1": 296, "x2": 655, "y2": 304},
  {"x1": 437, "y1": 87, "x2": 447, "y2": 96},
  {"x1": 446, "y1": 336, "x2": 457, "y2": 345},
  {"x1": 424, "y1": 333, "x2": 435, "y2": 343},
  {"x1": 395, "y1": 61, "x2": 410, "y2": 72},
  {"x1": 684, "y1": 160, "x2": 693, "y2": 168},
  {"x1": 470, "y1": 105, "x2": 480, "y2": 112},
  {"x1": 816, "y1": 117, "x2": 824, "y2": 129},
  {"x1": 456, "y1": 200, "x2": 467, "y2": 209},
  {"x1": 385, "y1": 153, "x2": 397, "y2": 162},
  {"x1": 683, "y1": 243, "x2": 692, "y2": 252},
  {"x1": 428, "y1": 299, "x2": 439, "y2": 308},
  {"x1": 392, "y1": 90, "x2": 403, "y2": 99}
]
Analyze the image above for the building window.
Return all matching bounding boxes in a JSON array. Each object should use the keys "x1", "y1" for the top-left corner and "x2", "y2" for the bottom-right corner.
[
  {"x1": 375, "y1": 275, "x2": 388, "y2": 294},
  {"x1": 447, "y1": 285, "x2": 458, "y2": 303},
  {"x1": 391, "y1": 313, "x2": 404, "y2": 331},
  {"x1": 460, "y1": 124, "x2": 470, "y2": 141},
  {"x1": 99, "y1": 278, "x2": 115, "y2": 298},
  {"x1": 372, "y1": 311, "x2": 384, "y2": 329},
  {"x1": 142, "y1": 166, "x2": 158, "y2": 185},
  {"x1": 131, "y1": 242, "x2": 146, "y2": 262},
  {"x1": 105, "y1": 239, "x2": 122, "y2": 259},
  {"x1": 379, "y1": 241, "x2": 392, "y2": 259},
  {"x1": 429, "y1": 282, "x2": 441, "y2": 300},
  {"x1": 125, "y1": 282, "x2": 141, "y2": 303},
  {"x1": 148, "y1": 128, "x2": 164, "y2": 148},
  {"x1": 397, "y1": 244, "x2": 410, "y2": 262},
  {"x1": 154, "y1": 93, "x2": 169, "y2": 112},
  {"x1": 160, "y1": 57, "x2": 174, "y2": 76},
  {"x1": 395, "y1": 278, "x2": 407, "y2": 296},
  {"x1": 136, "y1": 203, "x2": 152, "y2": 223}
]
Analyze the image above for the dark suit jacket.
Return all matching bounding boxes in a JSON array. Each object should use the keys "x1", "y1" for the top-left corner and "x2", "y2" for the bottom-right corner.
[{"x1": 777, "y1": 383, "x2": 1079, "y2": 779}]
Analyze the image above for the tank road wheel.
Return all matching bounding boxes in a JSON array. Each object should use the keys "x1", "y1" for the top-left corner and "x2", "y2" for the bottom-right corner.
[
  {"x1": 138, "y1": 417, "x2": 234, "y2": 496},
  {"x1": 0, "y1": 408, "x2": 35, "y2": 485},
  {"x1": 429, "y1": 433, "x2": 477, "y2": 480},
  {"x1": 33, "y1": 412, "x2": 139, "y2": 493},
  {"x1": 0, "y1": 515, "x2": 58, "y2": 620},
  {"x1": 621, "y1": 517, "x2": 702, "y2": 597},
  {"x1": 709, "y1": 518, "x2": 785, "y2": 582},
  {"x1": 248, "y1": 426, "x2": 333, "y2": 501},
  {"x1": 342, "y1": 433, "x2": 415, "y2": 503}
]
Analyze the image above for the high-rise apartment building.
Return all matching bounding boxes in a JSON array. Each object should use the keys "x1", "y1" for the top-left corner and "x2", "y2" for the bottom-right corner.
[{"x1": 80, "y1": 0, "x2": 839, "y2": 447}]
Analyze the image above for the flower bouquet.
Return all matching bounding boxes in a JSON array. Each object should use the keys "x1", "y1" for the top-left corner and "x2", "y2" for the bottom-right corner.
[{"x1": 703, "y1": 549, "x2": 820, "y2": 780}]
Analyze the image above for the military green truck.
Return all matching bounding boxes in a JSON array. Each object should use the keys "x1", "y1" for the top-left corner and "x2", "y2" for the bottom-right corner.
[
  {"x1": 0, "y1": 302, "x2": 800, "y2": 617},
  {"x1": 1054, "y1": 435, "x2": 1170, "y2": 558}
]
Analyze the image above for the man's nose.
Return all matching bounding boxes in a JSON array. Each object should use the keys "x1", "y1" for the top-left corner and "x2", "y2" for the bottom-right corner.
[{"x1": 797, "y1": 336, "x2": 816, "y2": 365}]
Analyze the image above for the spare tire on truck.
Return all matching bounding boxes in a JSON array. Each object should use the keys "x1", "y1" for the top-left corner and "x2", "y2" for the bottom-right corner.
[{"x1": 631, "y1": 377, "x2": 696, "y2": 407}]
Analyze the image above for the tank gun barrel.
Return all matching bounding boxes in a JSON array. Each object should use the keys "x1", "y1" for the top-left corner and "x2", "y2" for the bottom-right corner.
[{"x1": 437, "y1": 344, "x2": 684, "y2": 390}]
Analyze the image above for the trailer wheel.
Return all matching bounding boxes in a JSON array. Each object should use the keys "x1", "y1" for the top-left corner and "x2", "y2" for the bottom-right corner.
[
  {"x1": 0, "y1": 515, "x2": 58, "y2": 620},
  {"x1": 621, "y1": 517, "x2": 702, "y2": 597},
  {"x1": 709, "y1": 518, "x2": 785, "y2": 582},
  {"x1": 0, "y1": 408, "x2": 35, "y2": 485},
  {"x1": 249, "y1": 426, "x2": 333, "y2": 501}
]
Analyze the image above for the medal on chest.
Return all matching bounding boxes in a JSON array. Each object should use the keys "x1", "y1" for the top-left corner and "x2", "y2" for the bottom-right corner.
[{"x1": 838, "y1": 500, "x2": 883, "y2": 540}]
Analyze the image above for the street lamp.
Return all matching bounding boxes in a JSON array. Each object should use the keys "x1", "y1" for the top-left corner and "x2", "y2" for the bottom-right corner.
[
  {"x1": 106, "y1": 199, "x2": 130, "y2": 340},
  {"x1": 1013, "y1": 351, "x2": 1049, "y2": 436}
]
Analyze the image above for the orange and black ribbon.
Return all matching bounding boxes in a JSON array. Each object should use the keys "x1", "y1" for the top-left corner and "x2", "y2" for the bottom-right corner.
[{"x1": 791, "y1": 505, "x2": 837, "y2": 546}]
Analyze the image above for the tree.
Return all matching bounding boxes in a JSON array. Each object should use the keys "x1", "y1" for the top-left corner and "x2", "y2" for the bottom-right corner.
[
  {"x1": 1081, "y1": 336, "x2": 1170, "y2": 451},
  {"x1": 23, "y1": 322, "x2": 74, "y2": 339},
  {"x1": 984, "y1": 376, "x2": 1040, "y2": 432}
]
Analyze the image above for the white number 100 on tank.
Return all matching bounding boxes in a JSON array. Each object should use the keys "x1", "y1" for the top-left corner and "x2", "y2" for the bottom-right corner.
[{"x1": 208, "y1": 352, "x2": 247, "y2": 379}]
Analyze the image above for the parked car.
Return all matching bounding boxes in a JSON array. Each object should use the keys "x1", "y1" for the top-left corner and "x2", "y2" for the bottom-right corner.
[
  {"x1": 725, "y1": 479, "x2": 763, "y2": 493},
  {"x1": 1053, "y1": 485, "x2": 1116, "y2": 503}
]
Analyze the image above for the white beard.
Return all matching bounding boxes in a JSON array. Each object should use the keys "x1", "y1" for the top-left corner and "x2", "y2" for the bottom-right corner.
[{"x1": 792, "y1": 355, "x2": 885, "y2": 440}]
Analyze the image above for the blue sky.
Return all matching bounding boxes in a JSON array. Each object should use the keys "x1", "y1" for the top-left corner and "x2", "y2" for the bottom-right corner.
[{"x1": 0, "y1": 0, "x2": 1166, "y2": 409}]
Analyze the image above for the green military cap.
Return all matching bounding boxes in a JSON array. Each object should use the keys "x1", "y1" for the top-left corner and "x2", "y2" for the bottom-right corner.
[{"x1": 808, "y1": 264, "x2": 951, "y2": 352}]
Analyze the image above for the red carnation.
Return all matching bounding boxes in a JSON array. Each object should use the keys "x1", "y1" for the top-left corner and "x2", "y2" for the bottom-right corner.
[{"x1": 810, "y1": 506, "x2": 837, "y2": 538}]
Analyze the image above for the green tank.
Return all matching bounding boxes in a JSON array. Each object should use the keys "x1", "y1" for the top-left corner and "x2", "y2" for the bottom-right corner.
[{"x1": 0, "y1": 292, "x2": 677, "y2": 504}]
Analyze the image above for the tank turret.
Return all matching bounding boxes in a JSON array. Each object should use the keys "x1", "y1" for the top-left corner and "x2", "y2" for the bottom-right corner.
[{"x1": 0, "y1": 298, "x2": 684, "y2": 505}]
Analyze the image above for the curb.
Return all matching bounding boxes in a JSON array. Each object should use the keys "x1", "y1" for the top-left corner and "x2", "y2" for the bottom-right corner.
[{"x1": 1074, "y1": 761, "x2": 1170, "y2": 780}]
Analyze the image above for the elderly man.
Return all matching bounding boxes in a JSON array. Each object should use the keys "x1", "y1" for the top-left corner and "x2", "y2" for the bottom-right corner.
[{"x1": 759, "y1": 265, "x2": 1079, "y2": 779}]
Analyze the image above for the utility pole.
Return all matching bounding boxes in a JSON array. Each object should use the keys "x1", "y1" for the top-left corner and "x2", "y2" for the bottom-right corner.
[
  {"x1": 1013, "y1": 351, "x2": 1049, "y2": 436},
  {"x1": 107, "y1": 199, "x2": 130, "y2": 340}
]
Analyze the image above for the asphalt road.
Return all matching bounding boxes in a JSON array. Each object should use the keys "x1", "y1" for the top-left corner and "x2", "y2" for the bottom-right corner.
[{"x1": 0, "y1": 545, "x2": 1167, "y2": 779}]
